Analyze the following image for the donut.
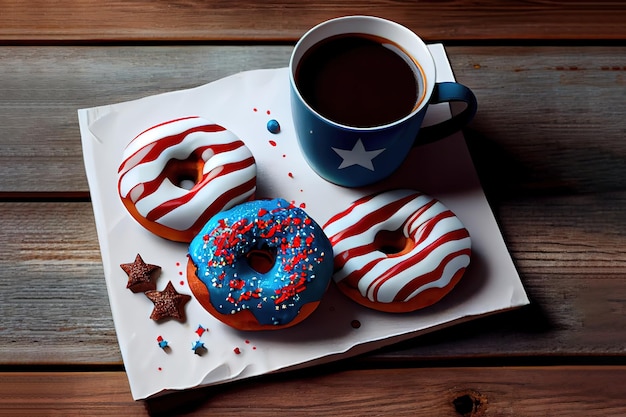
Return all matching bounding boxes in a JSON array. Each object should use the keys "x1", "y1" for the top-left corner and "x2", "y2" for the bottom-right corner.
[
  {"x1": 117, "y1": 116, "x2": 257, "y2": 242},
  {"x1": 187, "y1": 198, "x2": 334, "y2": 331},
  {"x1": 323, "y1": 189, "x2": 471, "y2": 313}
]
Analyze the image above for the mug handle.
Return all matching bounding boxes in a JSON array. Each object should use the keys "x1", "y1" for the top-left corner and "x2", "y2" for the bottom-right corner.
[{"x1": 414, "y1": 82, "x2": 478, "y2": 146}]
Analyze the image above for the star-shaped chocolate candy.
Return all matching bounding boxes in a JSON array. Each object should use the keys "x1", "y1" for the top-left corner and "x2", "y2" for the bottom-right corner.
[
  {"x1": 120, "y1": 254, "x2": 160, "y2": 293},
  {"x1": 145, "y1": 281, "x2": 191, "y2": 322}
]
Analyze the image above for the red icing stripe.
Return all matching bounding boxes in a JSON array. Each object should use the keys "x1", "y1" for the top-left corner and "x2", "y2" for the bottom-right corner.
[
  {"x1": 145, "y1": 156, "x2": 255, "y2": 221},
  {"x1": 327, "y1": 193, "x2": 419, "y2": 245},
  {"x1": 124, "y1": 141, "x2": 246, "y2": 202},
  {"x1": 331, "y1": 202, "x2": 470, "y2": 303},
  {"x1": 324, "y1": 192, "x2": 377, "y2": 228},
  {"x1": 333, "y1": 242, "x2": 377, "y2": 271},
  {"x1": 184, "y1": 177, "x2": 257, "y2": 235},
  {"x1": 367, "y1": 229, "x2": 471, "y2": 301},
  {"x1": 119, "y1": 122, "x2": 226, "y2": 175},
  {"x1": 393, "y1": 247, "x2": 471, "y2": 302}
]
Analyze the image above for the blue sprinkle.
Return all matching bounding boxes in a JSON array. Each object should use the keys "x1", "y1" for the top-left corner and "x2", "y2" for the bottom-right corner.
[
  {"x1": 191, "y1": 340, "x2": 205, "y2": 353},
  {"x1": 267, "y1": 119, "x2": 280, "y2": 134}
]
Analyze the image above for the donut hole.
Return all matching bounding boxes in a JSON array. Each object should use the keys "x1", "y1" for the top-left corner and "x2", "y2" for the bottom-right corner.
[
  {"x1": 246, "y1": 245, "x2": 277, "y2": 274},
  {"x1": 374, "y1": 228, "x2": 414, "y2": 256},
  {"x1": 163, "y1": 154, "x2": 204, "y2": 190}
]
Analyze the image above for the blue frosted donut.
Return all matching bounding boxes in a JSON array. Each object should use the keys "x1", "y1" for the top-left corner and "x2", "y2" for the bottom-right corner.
[{"x1": 187, "y1": 198, "x2": 334, "y2": 330}]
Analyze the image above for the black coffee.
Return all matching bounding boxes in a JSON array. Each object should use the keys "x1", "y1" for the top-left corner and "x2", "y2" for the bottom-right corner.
[{"x1": 296, "y1": 33, "x2": 421, "y2": 128}]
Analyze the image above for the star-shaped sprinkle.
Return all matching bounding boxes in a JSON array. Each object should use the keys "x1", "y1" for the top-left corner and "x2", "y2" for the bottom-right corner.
[
  {"x1": 120, "y1": 254, "x2": 160, "y2": 293},
  {"x1": 332, "y1": 139, "x2": 385, "y2": 171},
  {"x1": 195, "y1": 325, "x2": 206, "y2": 337},
  {"x1": 145, "y1": 281, "x2": 191, "y2": 322},
  {"x1": 191, "y1": 340, "x2": 206, "y2": 355}
]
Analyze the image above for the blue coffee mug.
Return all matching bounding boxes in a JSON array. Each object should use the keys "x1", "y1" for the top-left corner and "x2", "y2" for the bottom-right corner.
[{"x1": 289, "y1": 16, "x2": 477, "y2": 188}]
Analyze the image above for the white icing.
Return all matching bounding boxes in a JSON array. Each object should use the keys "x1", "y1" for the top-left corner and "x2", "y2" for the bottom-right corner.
[
  {"x1": 324, "y1": 189, "x2": 471, "y2": 304},
  {"x1": 155, "y1": 165, "x2": 256, "y2": 230},
  {"x1": 123, "y1": 117, "x2": 210, "y2": 157},
  {"x1": 402, "y1": 253, "x2": 471, "y2": 302},
  {"x1": 118, "y1": 117, "x2": 256, "y2": 233},
  {"x1": 119, "y1": 128, "x2": 240, "y2": 196}
]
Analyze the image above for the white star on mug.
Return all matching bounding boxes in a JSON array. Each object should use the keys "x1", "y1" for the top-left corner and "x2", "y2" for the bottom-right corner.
[{"x1": 332, "y1": 139, "x2": 386, "y2": 171}]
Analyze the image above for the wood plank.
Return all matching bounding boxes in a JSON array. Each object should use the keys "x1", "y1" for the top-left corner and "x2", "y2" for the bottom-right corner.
[
  {"x1": 2, "y1": 1, "x2": 626, "y2": 42},
  {"x1": 0, "y1": 202, "x2": 119, "y2": 364},
  {"x1": 1, "y1": 192, "x2": 626, "y2": 364},
  {"x1": 1, "y1": 367, "x2": 625, "y2": 415},
  {"x1": 1, "y1": 46, "x2": 626, "y2": 195},
  {"x1": 0, "y1": 45, "x2": 292, "y2": 194}
]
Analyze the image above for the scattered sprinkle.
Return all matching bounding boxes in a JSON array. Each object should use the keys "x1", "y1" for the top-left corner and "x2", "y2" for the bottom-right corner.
[
  {"x1": 351, "y1": 320, "x2": 361, "y2": 329},
  {"x1": 233, "y1": 347, "x2": 241, "y2": 355},
  {"x1": 267, "y1": 119, "x2": 280, "y2": 134},
  {"x1": 195, "y1": 325, "x2": 207, "y2": 337},
  {"x1": 191, "y1": 340, "x2": 206, "y2": 355},
  {"x1": 156, "y1": 336, "x2": 169, "y2": 349}
]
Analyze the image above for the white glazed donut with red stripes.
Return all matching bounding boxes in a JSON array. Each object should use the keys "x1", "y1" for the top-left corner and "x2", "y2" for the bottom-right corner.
[
  {"x1": 117, "y1": 116, "x2": 256, "y2": 242},
  {"x1": 323, "y1": 189, "x2": 471, "y2": 312}
]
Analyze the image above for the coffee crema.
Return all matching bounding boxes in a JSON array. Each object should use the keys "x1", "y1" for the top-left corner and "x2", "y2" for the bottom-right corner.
[{"x1": 295, "y1": 33, "x2": 423, "y2": 128}]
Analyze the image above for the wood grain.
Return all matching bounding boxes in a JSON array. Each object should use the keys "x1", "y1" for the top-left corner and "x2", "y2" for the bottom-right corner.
[
  {"x1": 1, "y1": 46, "x2": 626, "y2": 195},
  {"x1": 1, "y1": 1, "x2": 626, "y2": 42},
  {"x1": 0, "y1": 46, "x2": 291, "y2": 194},
  {"x1": 1, "y1": 367, "x2": 625, "y2": 415},
  {"x1": 0, "y1": 202, "x2": 119, "y2": 364}
]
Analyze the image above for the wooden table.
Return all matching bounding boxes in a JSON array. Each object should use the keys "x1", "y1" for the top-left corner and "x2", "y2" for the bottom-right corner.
[{"x1": 2, "y1": 1, "x2": 626, "y2": 415}]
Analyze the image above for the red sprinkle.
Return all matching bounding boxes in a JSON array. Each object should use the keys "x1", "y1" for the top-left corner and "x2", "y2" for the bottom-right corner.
[
  {"x1": 230, "y1": 279, "x2": 245, "y2": 290},
  {"x1": 288, "y1": 172, "x2": 294, "y2": 178},
  {"x1": 195, "y1": 325, "x2": 206, "y2": 337},
  {"x1": 234, "y1": 347, "x2": 241, "y2": 354},
  {"x1": 269, "y1": 140, "x2": 277, "y2": 147}
]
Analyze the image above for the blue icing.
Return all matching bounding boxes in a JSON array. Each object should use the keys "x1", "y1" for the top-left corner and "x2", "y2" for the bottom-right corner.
[{"x1": 188, "y1": 198, "x2": 333, "y2": 327}]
